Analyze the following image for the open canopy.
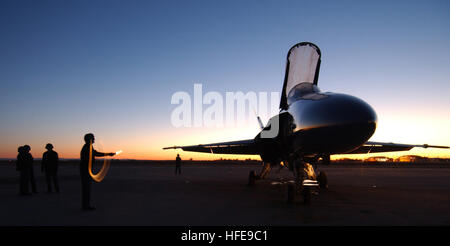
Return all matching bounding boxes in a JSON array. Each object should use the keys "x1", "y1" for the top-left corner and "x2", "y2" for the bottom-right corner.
[{"x1": 280, "y1": 42, "x2": 321, "y2": 109}]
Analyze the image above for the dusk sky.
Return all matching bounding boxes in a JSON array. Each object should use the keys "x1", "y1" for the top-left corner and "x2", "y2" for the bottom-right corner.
[{"x1": 1, "y1": 0, "x2": 449, "y2": 160}]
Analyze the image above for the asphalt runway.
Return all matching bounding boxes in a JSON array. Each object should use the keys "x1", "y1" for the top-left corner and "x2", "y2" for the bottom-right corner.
[{"x1": 0, "y1": 161, "x2": 449, "y2": 226}]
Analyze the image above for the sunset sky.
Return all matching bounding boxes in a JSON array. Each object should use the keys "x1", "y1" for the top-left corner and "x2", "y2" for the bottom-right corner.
[{"x1": 1, "y1": 0, "x2": 449, "y2": 160}]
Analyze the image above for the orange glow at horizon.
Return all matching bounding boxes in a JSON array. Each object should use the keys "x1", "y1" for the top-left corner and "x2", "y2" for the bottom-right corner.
[{"x1": 0, "y1": 107, "x2": 449, "y2": 161}]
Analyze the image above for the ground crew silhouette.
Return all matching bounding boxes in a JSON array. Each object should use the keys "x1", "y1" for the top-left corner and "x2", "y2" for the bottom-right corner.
[
  {"x1": 80, "y1": 133, "x2": 115, "y2": 211},
  {"x1": 16, "y1": 145, "x2": 37, "y2": 195},
  {"x1": 16, "y1": 146, "x2": 30, "y2": 195},
  {"x1": 42, "y1": 143, "x2": 60, "y2": 193},
  {"x1": 175, "y1": 154, "x2": 181, "y2": 175}
]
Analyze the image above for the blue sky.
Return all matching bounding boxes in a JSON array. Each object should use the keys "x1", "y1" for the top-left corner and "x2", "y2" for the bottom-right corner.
[{"x1": 0, "y1": 0, "x2": 449, "y2": 159}]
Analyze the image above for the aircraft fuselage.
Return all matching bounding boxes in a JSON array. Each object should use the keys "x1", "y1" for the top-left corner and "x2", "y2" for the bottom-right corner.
[{"x1": 256, "y1": 85, "x2": 377, "y2": 162}]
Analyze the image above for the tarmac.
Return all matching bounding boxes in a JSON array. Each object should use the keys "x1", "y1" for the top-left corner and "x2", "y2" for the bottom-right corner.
[{"x1": 0, "y1": 161, "x2": 449, "y2": 226}]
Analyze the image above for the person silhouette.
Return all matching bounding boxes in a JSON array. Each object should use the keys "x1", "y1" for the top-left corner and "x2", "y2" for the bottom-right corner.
[
  {"x1": 18, "y1": 145, "x2": 37, "y2": 194},
  {"x1": 80, "y1": 133, "x2": 115, "y2": 211},
  {"x1": 42, "y1": 143, "x2": 59, "y2": 193},
  {"x1": 175, "y1": 154, "x2": 181, "y2": 175},
  {"x1": 16, "y1": 146, "x2": 31, "y2": 195}
]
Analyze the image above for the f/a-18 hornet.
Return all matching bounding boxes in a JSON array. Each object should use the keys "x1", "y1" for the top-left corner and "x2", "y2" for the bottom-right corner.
[{"x1": 164, "y1": 42, "x2": 448, "y2": 202}]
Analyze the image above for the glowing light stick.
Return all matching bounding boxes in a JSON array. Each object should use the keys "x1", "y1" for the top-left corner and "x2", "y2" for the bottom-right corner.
[{"x1": 88, "y1": 140, "x2": 111, "y2": 183}]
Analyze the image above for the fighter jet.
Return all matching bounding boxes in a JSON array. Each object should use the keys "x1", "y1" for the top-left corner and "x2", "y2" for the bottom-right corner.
[{"x1": 164, "y1": 42, "x2": 448, "y2": 202}]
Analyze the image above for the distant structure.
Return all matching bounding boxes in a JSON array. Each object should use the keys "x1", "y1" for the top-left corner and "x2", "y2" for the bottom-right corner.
[
  {"x1": 334, "y1": 158, "x2": 359, "y2": 162},
  {"x1": 364, "y1": 156, "x2": 393, "y2": 162},
  {"x1": 429, "y1": 158, "x2": 450, "y2": 163},
  {"x1": 394, "y1": 155, "x2": 427, "y2": 162}
]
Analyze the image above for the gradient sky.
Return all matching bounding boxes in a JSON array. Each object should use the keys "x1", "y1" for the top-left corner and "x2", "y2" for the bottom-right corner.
[{"x1": 1, "y1": 0, "x2": 449, "y2": 160}]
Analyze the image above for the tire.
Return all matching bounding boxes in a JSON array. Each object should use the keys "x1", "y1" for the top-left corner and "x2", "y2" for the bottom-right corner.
[
  {"x1": 287, "y1": 184, "x2": 295, "y2": 204},
  {"x1": 248, "y1": 170, "x2": 256, "y2": 186},
  {"x1": 303, "y1": 186, "x2": 311, "y2": 205},
  {"x1": 318, "y1": 171, "x2": 328, "y2": 189}
]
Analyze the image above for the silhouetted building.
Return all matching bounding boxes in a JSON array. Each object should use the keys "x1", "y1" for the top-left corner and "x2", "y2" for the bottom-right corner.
[
  {"x1": 364, "y1": 156, "x2": 393, "y2": 162},
  {"x1": 394, "y1": 155, "x2": 427, "y2": 162},
  {"x1": 429, "y1": 158, "x2": 450, "y2": 163}
]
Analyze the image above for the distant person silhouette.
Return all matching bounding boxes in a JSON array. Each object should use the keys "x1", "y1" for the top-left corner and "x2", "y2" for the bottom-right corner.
[
  {"x1": 24, "y1": 145, "x2": 38, "y2": 194},
  {"x1": 80, "y1": 133, "x2": 114, "y2": 211},
  {"x1": 42, "y1": 143, "x2": 60, "y2": 193},
  {"x1": 16, "y1": 145, "x2": 37, "y2": 195},
  {"x1": 175, "y1": 154, "x2": 181, "y2": 175},
  {"x1": 16, "y1": 146, "x2": 30, "y2": 195}
]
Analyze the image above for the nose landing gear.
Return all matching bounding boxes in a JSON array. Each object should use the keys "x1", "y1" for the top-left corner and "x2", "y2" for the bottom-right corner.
[
  {"x1": 287, "y1": 159, "x2": 328, "y2": 204},
  {"x1": 247, "y1": 158, "x2": 328, "y2": 205}
]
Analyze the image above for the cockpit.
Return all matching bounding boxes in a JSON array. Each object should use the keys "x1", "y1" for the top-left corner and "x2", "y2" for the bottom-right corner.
[
  {"x1": 280, "y1": 42, "x2": 322, "y2": 109},
  {"x1": 287, "y1": 82, "x2": 326, "y2": 104}
]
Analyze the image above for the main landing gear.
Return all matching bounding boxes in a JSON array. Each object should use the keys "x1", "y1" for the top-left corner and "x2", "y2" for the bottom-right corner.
[
  {"x1": 247, "y1": 162, "x2": 273, "y2": 186},
  {"x1": 248, "y1": 160, "x2": 328, "y2": 205},
  {"x1": 248, "y1": 170, "x2": 257, "y2": 186}
]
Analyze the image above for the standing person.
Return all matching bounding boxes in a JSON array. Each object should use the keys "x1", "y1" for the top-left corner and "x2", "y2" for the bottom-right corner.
[
  {"x1": 80, "y1": 133, "x2": 115, "y2": 211},
  {"x1": 16, "y1": 146, "x2": 30, "y2": 195},
  {"x1": 23, "y1": 145, "x2": 37, "y2": 194},
  {"x1": 42, "y1": 143, "x2": 60, "y2": 193},
  {"x1": 175, "y1": 154, "x2": 181, "y2": 175}
]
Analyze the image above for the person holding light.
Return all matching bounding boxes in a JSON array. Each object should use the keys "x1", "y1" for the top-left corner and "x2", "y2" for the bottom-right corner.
[{"x1": 80, "y1": 133, "x2": 115, "y2": 211}]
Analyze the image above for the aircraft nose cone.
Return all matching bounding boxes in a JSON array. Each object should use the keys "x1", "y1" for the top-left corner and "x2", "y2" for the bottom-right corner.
[
  {"x1": 294, "y1": 93, "x2": 377, "y2": 128},
  {"x1": 322, "y1": 93, "x2": 377, "y2": 126},
  {"x1": 290, "y1": 93, "x2": 377, "y2": 153}
]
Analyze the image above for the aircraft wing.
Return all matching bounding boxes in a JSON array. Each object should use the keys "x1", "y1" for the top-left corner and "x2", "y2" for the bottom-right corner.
[
  {"x1": 347, "y1": 141, "x2": 449, "y2": 154},
  {"x1": 163, "y1": 139, "x2": 259, "y2": 155}
]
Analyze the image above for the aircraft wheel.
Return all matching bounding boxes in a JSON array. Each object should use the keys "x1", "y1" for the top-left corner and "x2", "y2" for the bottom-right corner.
[
  {"x1": 322, "y1": 155, "x2": 331, "y2": 165},
  {"x1": 287, "y1": 184, "x2": 295, "y2": 204},
  {"x1": 303, "y1": 186, "x2": 311, "y2": 205},
  {"x1": 248, "y1": 170, "x2": 256, "y2": 186},
  {"x1": 318, "y1": 171, "x2": 328, "y2": 189}
]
